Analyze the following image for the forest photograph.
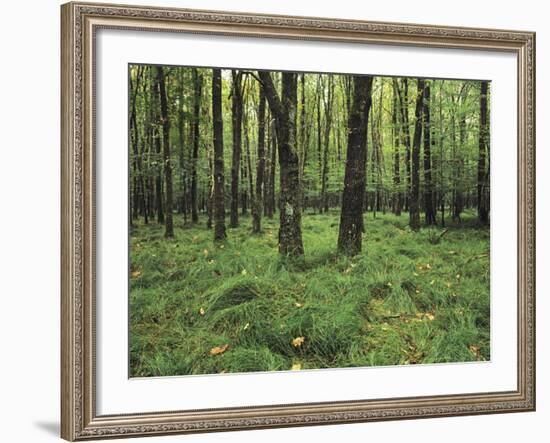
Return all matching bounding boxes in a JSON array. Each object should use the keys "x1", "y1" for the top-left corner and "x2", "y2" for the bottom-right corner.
[{"x1": 128, "y1": 64, "x2": 491, "y2": 377}]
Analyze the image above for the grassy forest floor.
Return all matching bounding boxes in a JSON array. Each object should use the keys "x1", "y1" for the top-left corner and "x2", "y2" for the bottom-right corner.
[{"x1": 129, "y1": 210, "x2": 490, "y2": 377}]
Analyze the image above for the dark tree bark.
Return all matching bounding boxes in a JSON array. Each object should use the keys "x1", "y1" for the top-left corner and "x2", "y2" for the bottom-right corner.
[
  {"x1": 337, "y1": 75, "x2": 373, "y2": 255},
  {"x1": 156, "y1": 66, "x2": 174, "y2": 238},
  {"x1": 190, "y1": 69, "x2": 202, "y2": 223},
  {"x1": 176, "y1": 69, "x2": 187, "y2": 222},
  {"x1": 129, "y1": 67, "x2": 143, "y2": 226},
  {"x1": 266, "y1": 119, "x2": 277, "y2": 218},
  {"x1": 391, "y1": 79, "x2": 402, "y2": 216},
  {"x1": 478, "y1": 81, "x2": 490, "y2": 224},
  {"x1": 230, "y1": 70, "x2": 243, "y2": 228},
  {"x1": 259, "y1": 71, "x2": 304, "y2": 256},
  {"x1": 212, "y1": 68, "x2": 226, "y2": 240},
  {"x1": 423, "y1": 82, "x2": 436, "y2": 225},
  {"x1": 153, "y1": 71, "x2": 165, "y2": 225},
  {"x1": 409, "y1": 79, "x2": 425, "y2": 231},
  {"x1": 321, "y1": 76, "x2": 334, "y2": 213},
  {"x1": 396, "y1": 78, "x2": 412, "y2": 212},
  {"x1": 252, "y1": 89, "x2": 266, "y2": 233}
]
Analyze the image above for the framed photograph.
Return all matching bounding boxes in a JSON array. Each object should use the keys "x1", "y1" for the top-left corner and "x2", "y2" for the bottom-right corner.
[{"x1": 61, "y1": 1, "x2": 535, "y2": 440}]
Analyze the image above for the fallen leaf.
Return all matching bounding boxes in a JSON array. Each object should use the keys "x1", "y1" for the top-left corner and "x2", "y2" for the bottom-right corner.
[
  {"x1": 208, "y1": 259, "x2": 215, "y2": 265},
  {"x1": 430, "y1": 279, "x2": 435, "y2": 285},
  {"x1": 413, "y1": 272, "x2": 419, "y2": 277},
  {"x1": 291, "y1": 362, "x2": 302, "y2": 371},
  {"x1": 387, "y1": 282, "x2": 393, "y2": 287},
  {"x1": 426, "y1": 263, "x2": 432, "y2": 270},
  {"x1": 294, "y1": 302, "x2": 303, "y2": 308},
  {"x1": 456, "y1": 274, "x2": 461, "y2": 279},
  {"x1": 203, "y1": 249, "x2": 209, "y2": 257},
  {"x1": 243, "y1": 322, "x2": 250, "y2": 330},
  {"x1": 209, "y1": 344, "x2": 229, "y2": 356},
  {"x1": 131, "y1": 270, "x2": 141, "y2": 278},
  {"x1": 292, "y1": 336, "x2": 305, "y2": 347},
  {"x1": 241, "y1": 269, "x2": 247, "y2": 276},
  {"x1": 425, "y1": 313, "x2": 435, "y2": 321},
  {"x1": 199, "y1": 307, "x2": 205, "y2": 316}
]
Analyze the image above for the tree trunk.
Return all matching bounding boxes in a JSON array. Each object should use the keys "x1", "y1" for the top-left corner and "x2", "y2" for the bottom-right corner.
[
  {"x1": 252, "y1": 89, "x2": 266, "y2": 233},
  {"x1": 156, "y1": 66, "x2": 174, "y2": 238},
  {"x1": 391, "y1": 79, "x2": 402, "y2": 216},
  {"x1": 409, "y1": 79, "x2": 425, "y2": 231},
  {"x1": 396, "y1": 78, "x2": 411, "y2": 212},
  {"x1": 230, "y1": 70, "x2": 243, "y2": 227},
  {"x1": 478, "y1": 81, "x2": 490, "y2": 224},
  {"x1": 212, "y1": 68, "x2": 226, "y2": 240},
  {"x1": 321, "y1": 76, "x2": 334, "y2": 213},
  {"x1": 259, "y1": 71, "x2": 304, "y2": 256},
  {"x1": 191, "y1": 69, "x2": 202, "y2": 223},
  {"x1": 423, "y1": 82, "x2": 436, "y2": 225},
  {"x1": 338, "y1": 75, "x2": 373, "y2": 255},
  {"x1": 153, "y1": 72, "x2": 165, "y2": 225}
]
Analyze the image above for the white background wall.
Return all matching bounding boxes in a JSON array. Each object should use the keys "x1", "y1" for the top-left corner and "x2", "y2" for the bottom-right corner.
[{"x1": 0, "y1": 0, "x2": 546, "y2": 442}]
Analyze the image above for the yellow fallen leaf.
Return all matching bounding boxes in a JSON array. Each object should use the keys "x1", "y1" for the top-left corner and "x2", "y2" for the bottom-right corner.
[
  {"x1": 203, "y1": 249, "x2": 209, "y2": 257},
  {"x1": 446, "y1": 282, "x2": 452, "y2": 288},
  {"x1": 199, "y1": 307, "x2": 205, "y2": 316},
  {"x1": 426, "y1": 263, "x2": 432, "y2": 270},
  {"x1": 456, "y1": 274, "x2": 461, "y2": 279},
  {"x1": 241, "y1": 269, "x2": 247, "y2": 276},
  {"x1": 294, "y1": 302, "x2": 303, "y2": 308},
  {"x1": 209, "y1": 344, "x2": 229, "y2": 356},
  {"x1": 387, "y1": 282, "x2": 393, "y2": 287},
  {"x1": 131, "y1": 270, "x2": 141, "y2": 278},
  {"x1": 219, "y1": 244, "x2": 224, "y2": 249},
  {"x1": 291, "y1": 362, "x2": 302, "y2": 371},
  {"x1": 430, "y1": 280, "x2": 435, "y2": 285},
  {"x1": 425, "y1": 313, "x2": 435, "y2": 321},
  {"x1": 413, "y1": 272, "x2": 419, "y2": 277},
  {"x1": 292, "y1": 336, "x2": 305, "y2": 347},
  {"x1": 243, "y1": 322, "x2": 250, "y2": 330},
  {"x1": 208, "y1": 259, "x2": 215, "y2": 265}
]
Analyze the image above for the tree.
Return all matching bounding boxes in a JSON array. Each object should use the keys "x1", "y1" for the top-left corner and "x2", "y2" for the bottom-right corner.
[
  {"x1": 230, "y1": 70, "x2": 243, "y2": 228},
  {"x1": 252, "y1": 88, "x2": 266, "y2": 233},
  {"x1": 478, "y1": 81, "x2": 490, "y2": 224},
  {"x1": 423, "y1": 81, "x2": 436, "y2": 225},
  {"x1": 190, "y1": 69, "x2": 202, "y2": 223},
  {"x1": 337, "y1": 75, "x2": 373, "y2": 255},
  {"x1": 391, "y1": 79, "x2": 402, "y2": 216},
  {"x1": 156, "y1": 66, "x2": 174, "y2": 238},
  {"x1": 212, "y1": 68, "x2": 226, "y2": 240},
  {"x1": 321, "y1": 76, "x2": 334, "y2": 212},
  {"x1": 409, "y1": 79, "x2": 425, "y2": 231},
  {"x1": 258, "y1": 71, "x2": 304, "y2": 256}
]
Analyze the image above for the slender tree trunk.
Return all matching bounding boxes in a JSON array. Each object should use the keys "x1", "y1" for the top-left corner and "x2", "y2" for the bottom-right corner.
[
  {"x1": 252, "y1": 89, "x2": 266, "y2": 233},
  {"x1": 259, "y1": 71, "x2": 304, "y2": 256},
  {"x1": 391, "y1": 80, "x2": 402, "y2": 216},
  {"x1": 423, "y1": 82, "x2": 436, "y2": 225},
  {"x1": 478, "y1": 81, "x2": 490, "y2": 224},
  {"x1": 191, "y1": 69, "x2": 202, "y2": 223},
  {"x1": 230, "y1": 70, "x2": 243, "y2": 227},
  {"x1": 212, "y1": 68, "x2": 226, "y2": 240},
  {"x1": 321, "y1": 77, "x2": 334, "y2": 213},
  {"x1": 266, "y1": 117, "x2": 277, "y2": 218},
  {"x1": 396, "y1": 78, "x2": 412, "y2": 212},
  {"x1": 338, "y1": 75, "x2": 373, "y2": 255},
  {"x1": 153, "y1": 72, "x2": 165, "y2": 225},
  {"x1": 156, "y1": 66, "x2": 174, "y2": 238},
  {"x1": 409, "y1": 79, "x2": 425, "y2": 231}
]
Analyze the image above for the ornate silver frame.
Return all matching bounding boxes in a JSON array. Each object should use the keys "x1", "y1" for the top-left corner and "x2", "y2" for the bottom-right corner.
[{"x1": 61, "y1": 1, "x2": 536, "y2": 440}]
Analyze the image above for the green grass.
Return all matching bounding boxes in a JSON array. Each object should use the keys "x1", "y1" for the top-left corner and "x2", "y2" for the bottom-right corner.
[{"x1": 129, "y1": 210, "x2": 490, "y2": 377}]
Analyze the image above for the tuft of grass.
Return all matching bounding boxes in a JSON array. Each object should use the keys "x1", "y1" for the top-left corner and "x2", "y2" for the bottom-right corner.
[{"x1": 130, "y1": 210, "x2": 490, "y2": 377}]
